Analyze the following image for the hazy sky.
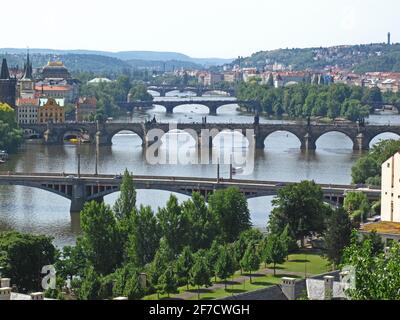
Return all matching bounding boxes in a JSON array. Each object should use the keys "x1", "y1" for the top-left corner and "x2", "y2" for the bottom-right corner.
[{"x1": 3, "y1": 0, "x2": 399, "y2": 58}]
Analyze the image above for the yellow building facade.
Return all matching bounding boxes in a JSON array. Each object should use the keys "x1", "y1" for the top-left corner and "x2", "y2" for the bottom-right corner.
[{"x1": 38, "y1": 98, "x2": 65, "y2": 124}]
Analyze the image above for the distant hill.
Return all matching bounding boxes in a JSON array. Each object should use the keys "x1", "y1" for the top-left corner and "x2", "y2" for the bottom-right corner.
[
  {"x1": 0, "y1": 48, "x2": 232, "y2": 67},
  {"x1": 232, "y1": 43, "x2": 400, "y2": 73}
]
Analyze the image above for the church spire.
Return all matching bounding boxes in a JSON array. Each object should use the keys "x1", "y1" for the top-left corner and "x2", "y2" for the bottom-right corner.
[
  {"x1": 22, "y1": 50, "x2": 33, "y2": 80},
  {"x1": 0, "y1": 58, "x2": 10, "y2": 79}
]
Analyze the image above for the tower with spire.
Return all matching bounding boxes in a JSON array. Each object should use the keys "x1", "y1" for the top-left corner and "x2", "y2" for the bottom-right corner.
[
  {"x1": 0, "y1": 57, "x2": 17, "y2": 107},
  {"x1": 19, "y1": 51, "x2": 35, "y2": 99}
]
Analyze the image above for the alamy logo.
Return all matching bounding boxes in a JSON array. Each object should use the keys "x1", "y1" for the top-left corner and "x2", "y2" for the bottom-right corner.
[
  {"x1": 41, "y1": 265, "x2": 56, "y2": 290},
  {"x1": 145, "y1": 124, "x2": 255, "y2": 175}
]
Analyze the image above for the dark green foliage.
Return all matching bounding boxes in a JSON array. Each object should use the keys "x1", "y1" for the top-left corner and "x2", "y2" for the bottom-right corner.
[
  {"x1": 78, "y1": 266, "x2": 102, "y2": 300},
  {"x1": 80, "y1": 201, "x2": 121, "y2": 275},
  {"x1": 0, "y1": 231, "x2": 56, "y2": 292},
  {"x1": 351, "y1": 140, "x2": 400, "y2": 185},
  {"x1": 269, "y1": 181, "x2": 329, "y2": 246},
  {"x1": 240, "y1": 241, "x2": 261, "y2": 283},
  {"x1": 175, "y1": 246, "x2": 194, "y2": 289},
  {"x1": 156, "y1": 266, "x2": 178, "y2": 298},
  {"x1": 126, "y1": 205, "x2": 161, "y2": 267},
  {"x1": 342, "y1": 233, "x2": 400, "y2": 300},
  {"x1": 190, "y1": 253, "x2": 212, "y2": 299},
  {"x1": 182, "y1": 193, "x2": 218, "y2": 251},
  {"x1": 208, "y1": 187, "x2": 252, "y2": 243},
  {"x1": 0, "y1": 103, "x2": 23, "y2": 153},
  {"x1": 262, "y1": 234, "x2": 287, "y2": 276},
  {"x1": 324, "y1": 208, "x2": 353, "y2": 267},
  {"x1": 215, "y1": 245, "x2": 236, "y2": 289},
  {"x1": 157, "y1": 195, "x2": 190, "y2": 255},
  {"x1": 237, "y1": 82, "x2": 373, "y2": 122},
  {"x1": 129, "y1": 83, "x2": 154, "y2": 101}
]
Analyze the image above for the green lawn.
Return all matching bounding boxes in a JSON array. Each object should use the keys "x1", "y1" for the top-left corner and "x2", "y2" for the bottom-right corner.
[
  {"x1": 143, "y1": 251, "x2": 331, "y2": 300},
  {"x1": 266, "y1": 251, "x2": 331, "y2": 276}
]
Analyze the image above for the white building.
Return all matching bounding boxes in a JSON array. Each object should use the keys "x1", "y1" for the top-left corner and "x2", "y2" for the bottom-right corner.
[
  {"x1": 16, "y1": 98, "x2": 39, "y2": 125},
  {"x1": 381, "y1": 152, "x2": 400, "y2": 223}
]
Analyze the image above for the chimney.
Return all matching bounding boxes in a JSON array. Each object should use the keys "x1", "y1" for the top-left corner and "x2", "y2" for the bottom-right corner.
[
  {"x1": 0, "y1": 287, "x2": 12, "y2": 300},
  {"x1": 113, "y1": 297, "x2": 128, "y2": 300},
  {"x1": 30, "y1": 292, "x2": 44, "y2": 300},
  {"x1": 281, "y1": 277, "x2": 296, "y2": 300},
  {"x1": 324, "y1": 276, "x2": 334, "y2": 300},
  {"x1": 1, "y1": 278, "x2": 11, "y2": 288}
]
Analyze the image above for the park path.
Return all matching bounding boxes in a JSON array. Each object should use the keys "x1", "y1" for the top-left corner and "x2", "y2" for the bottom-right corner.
[{"x1": 173, "y1": 267, "x2": 306, "y2": 300}]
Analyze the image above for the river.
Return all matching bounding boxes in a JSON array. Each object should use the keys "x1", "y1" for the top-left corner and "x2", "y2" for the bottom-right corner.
[{"x1": 0, "y1": 93, "x2": 399, "y2": 247}]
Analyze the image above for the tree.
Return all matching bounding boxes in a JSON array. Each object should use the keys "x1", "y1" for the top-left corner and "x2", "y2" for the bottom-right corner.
[
  {"x1": 157, "y1": 195, "x2": 189, "y2": 254},
  {"x1": 112, "y1": 263, "x2": 144, "y2": 299},
  {"x1": 207, "y1": 241, "x2": 221, "y2": 282},
  {"x1": 342, "y1": 234, "x2": 400, "y2": 300},
  {"x1": 148, "y1": 238, "x2": 174, "y2": 296},
  {"x1": 114, "y1": 169, "x2": 137, "y2": 221},
  {"x1": 78, "y1": 266, "x2": 102, "y2": 300},
  {"x1": 240, "y1": 241, "x2": 261, "y2": 283},
  {"x1": 361, "y1": 231, "x2": 384, "y2": 256},
  {"x1": 190, "y1": 254, "x2": 212, "y2": 299},
  {"x1": 351, "y1": 140, "x2": 400, "y2": 185},
  {"x1": 269, "y1": 181, "x2": 328, "y2": 246},
  {"x1": 280, "y1": 225, "x2": 298, "y2": 255},
  {"x1": 324, "y1": 208, "x2": 353, "y2": 268},
  {"x1": 80, "y1": 201, "x2": 121, "y2": 275},
  {"x1": 215, "y1": 245, "x2": 236, "y2": 290},
  {"x1": 263, "y1": 234, "x2": 287, "y2": 276},
  {"x1": 156, "y1": 266, "x2": 178, "y2": 298},
  {"x1": 0, "y1": 231, "x2": 56, "y2": 292},
  {"x1": 129, "y1": 84, "x2": 154, "y2": 102},
  {"x1": 362, "y1": 86, "x2": 383, "y2": 104},
  {"x1": 126, "y1": 205, "x2": 161, "y2": 267},
  {"x1": 182, "y1": 193, "x2": 217, "y2": 250},
  {"x1": 175, "y1": 246, "x2": 194, "y2": 290},
  {"x1": 208, "y1": 187, "x2": 251, "y2": 243},
  {"x1": 0, "y1": 103, "x2": 23, "y2": 153},
  {"x1": 344, "y1": 192, "x2": 370, "y2": 223},
  {"x1": 233, "y1": 229, "x2": 263, "y2": 273}
]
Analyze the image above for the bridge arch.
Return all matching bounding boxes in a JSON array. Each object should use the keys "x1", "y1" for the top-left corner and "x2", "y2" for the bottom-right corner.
[
  {"x1": 167, "y1": 103, "x2": 211, "y2": 115},
  {"x1": 368, "y1": 131, "x2": 400, "y2": 148},
  {"x1": 108, "y1": 129, "x2": 145, "y2": 145},
  {"x1": 161, "y1": 129, "x2": 198, "y2": 148},
  {"x1": 3, "y1": 182, "x2": 72, "y2": 200},
  {"x1": 262, "y1": 130, "x2": 303, "y2": 150},
  {"x1": 315, "y1": 130, "x2": 355, "y2": 150}
]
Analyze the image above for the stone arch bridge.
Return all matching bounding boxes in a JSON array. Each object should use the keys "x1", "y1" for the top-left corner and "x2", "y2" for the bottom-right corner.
[
  {"x1": 146, "y1": 86, "x2": 236, "y2": 97},
  {"x1": 118, "y1": 99, "x2": 258, "y2": 115},
  {"x1": 20, "y1": 122, "x2": 400, "y2": 151}
]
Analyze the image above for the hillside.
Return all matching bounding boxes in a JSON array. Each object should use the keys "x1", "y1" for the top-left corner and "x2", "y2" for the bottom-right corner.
[
  {"x1": 0, "y1": 48, "x2": 232, "y2": 67},
  {"x1": 233, "y1": 43, "x2": 400, "y2": 73}
]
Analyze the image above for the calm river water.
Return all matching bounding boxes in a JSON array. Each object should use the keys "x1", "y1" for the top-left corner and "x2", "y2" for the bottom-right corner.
[{"x1": 0, "y1": 93, "x2": 399, "y2": 247}]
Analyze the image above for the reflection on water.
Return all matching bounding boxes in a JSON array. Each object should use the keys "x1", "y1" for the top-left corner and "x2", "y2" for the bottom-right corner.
[{"x1": 1, "y1": 101, "x2": 400, "y2": 247}]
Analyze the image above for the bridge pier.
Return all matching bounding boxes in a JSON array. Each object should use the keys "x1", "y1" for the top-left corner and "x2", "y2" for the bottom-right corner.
[
  {"x1": 96, "y1": 131, "x2": 112, "y2": 146},
  {"x1": 166, "y1": 106, "x2": 174, "y2": 114},
  {"x1": 209, "y1": 107, "x2": 217, "y2": 116},
  {"x1": 353, "y1": 133, "x2": 370, "y2": 151},
  {"x1": 301, "y1": 133, "x2": 316, "y2": 151},
  {"x1": 43, "y1": 129, "x2": 61, "y2": 145}
]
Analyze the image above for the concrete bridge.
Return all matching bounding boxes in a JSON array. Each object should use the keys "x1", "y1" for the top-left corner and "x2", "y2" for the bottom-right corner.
[
  {"x1": 20, "y1": 121, "x2": 400, "y2": 151},
  {"x1": 118, "y1": 99, "x2": 258, "y2": 115},
  {"x1": 146, "y1": 85, "x2": 236, "y2": 97},
  {"x1": 0, "y1": 172, "x2": 380, "y2": 212}
]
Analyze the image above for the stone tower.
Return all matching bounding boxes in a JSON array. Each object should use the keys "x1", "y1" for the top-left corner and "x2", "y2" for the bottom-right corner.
[
  {"x1": 19, "y1": 51, "x2": 35, "y2": 99},
  {"x1": 0, "y1": 58, "x2": 17, "y2": 107}
]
